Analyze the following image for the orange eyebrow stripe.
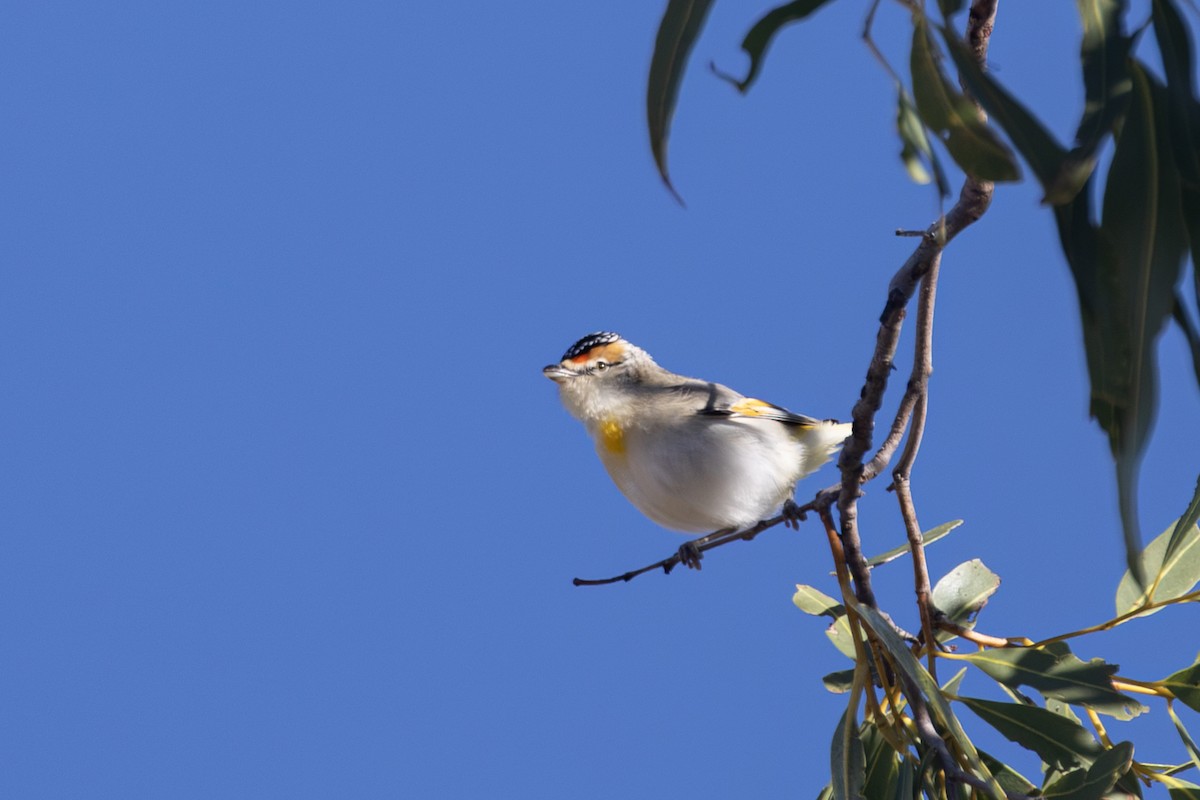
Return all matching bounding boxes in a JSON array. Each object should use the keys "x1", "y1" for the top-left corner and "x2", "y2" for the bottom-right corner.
[{"x1": 570, "y1": 342, "x2": 627, "y2": 364}]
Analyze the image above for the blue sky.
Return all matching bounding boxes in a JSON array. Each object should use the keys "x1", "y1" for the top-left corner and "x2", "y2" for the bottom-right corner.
[{"x1": 4, "y1": 2, "x2": 1200, "y2": 798}]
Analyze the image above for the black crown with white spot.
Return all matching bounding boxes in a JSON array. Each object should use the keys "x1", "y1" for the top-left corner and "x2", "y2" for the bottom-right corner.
[{"x1": 561, "y1": 331, "x2": 621, "y2": 361}]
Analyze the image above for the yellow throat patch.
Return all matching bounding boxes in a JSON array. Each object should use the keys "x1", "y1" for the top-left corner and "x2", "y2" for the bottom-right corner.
[{"x1": 599, "y1": 418, "x2": 626, "y2": 454}]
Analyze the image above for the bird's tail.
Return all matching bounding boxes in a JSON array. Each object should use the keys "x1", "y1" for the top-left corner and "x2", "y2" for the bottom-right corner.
[{"x1": 797, "y1": 420, "x2": 853, "y2": 479}]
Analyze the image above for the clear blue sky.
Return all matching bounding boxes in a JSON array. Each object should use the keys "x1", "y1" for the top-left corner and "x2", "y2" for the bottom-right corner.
[{"x1": 4, "y1": 2, "x2": 1199, "y2": 798}]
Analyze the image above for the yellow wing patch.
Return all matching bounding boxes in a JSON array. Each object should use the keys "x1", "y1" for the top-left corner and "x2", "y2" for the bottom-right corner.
[
  {"x1": 728, "y1": 398, "x2": 775, "y2": 416},
  {"x1": 726, "y1": 398, "x2": 816, "y2": 427},
  {"x1": 599, "y1": 418, "x2": 626, "y2": 454}
]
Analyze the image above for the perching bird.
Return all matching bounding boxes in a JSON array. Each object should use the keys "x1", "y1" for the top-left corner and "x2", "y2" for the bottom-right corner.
[{"x1": 544, "y1": 332, "x2": 851, "y2": 561}]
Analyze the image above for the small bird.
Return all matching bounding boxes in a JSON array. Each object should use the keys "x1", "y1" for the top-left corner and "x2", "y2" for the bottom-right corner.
[{"x1": 544, "y1": 332, "x2": 851, "y2": 561}]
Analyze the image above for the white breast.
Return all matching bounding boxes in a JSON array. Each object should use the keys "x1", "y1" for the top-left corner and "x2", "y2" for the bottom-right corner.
[{"x1": 596, "y1": 416, "x2": 805, "y2": 533}]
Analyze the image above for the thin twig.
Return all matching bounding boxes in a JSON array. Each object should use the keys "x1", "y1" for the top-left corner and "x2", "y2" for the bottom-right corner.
[
  {"x1": 894, "y1": 254, "x2": 941, "y2": 676},
  {"x1": 572, "y1": 493, "x2": 831, "y2": 586}
]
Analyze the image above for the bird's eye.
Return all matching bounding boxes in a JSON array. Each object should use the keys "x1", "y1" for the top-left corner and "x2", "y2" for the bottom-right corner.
[{"x1": 594, "y1": 360, "x2": 608, "y2": 371}]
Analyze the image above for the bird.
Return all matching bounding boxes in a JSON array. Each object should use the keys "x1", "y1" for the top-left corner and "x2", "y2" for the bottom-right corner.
[{"x1": 543, "y1": 332, "x2": 851, "y2": 566}]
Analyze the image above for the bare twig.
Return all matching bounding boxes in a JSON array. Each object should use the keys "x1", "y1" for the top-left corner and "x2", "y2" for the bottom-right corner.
[
  {"x1": 894, "y1": 254, "x2": 941, "y2": 674},
  {"x1": 572, "y1": 493, "x2": 833, "y2": 586}
]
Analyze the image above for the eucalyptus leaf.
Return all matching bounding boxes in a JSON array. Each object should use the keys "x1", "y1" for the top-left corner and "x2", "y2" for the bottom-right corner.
[
  {"x1": 979, "y1": 749, "x2": 1038, "y2": 796},
  {"x1": 909, "y1": 21, "x2": 1019, "y2": 182},
  {"x1": 1043, "y1": 768, "x2": 1088, "y2": 800},
  {"x1": 1165, "y1": 475, "x2": 1200, "y2": 571},
  {"x1": 1098, "y1": 61, "x2": 1190, "y2": 590},
  {"x1": 823, "y1": 669, "x2": 856, "y2": 694},
  {"x1": 959, "y1": 696, "x2": 1103, "y2": 770},
  {"x1": 794, "y1": 584, "x2": 845, "y2": 618},
  {"x1": 1040, "y1": 741, "x2": 1132, "y2": 800},
  {"x1": 825, "y1": 612, "x2": 860, "y2": 660},
  {"x1": 647, "y1": 0, "x2": 715, "y2": 202},
  {"x1": 941, "y1": 666, "x2": 968, "y2": 696},
  {"x1": 830, "y1": 708, "x2": 865, "y2": 800},
  {"x1": 711, "y1": 0, "x2": 835, "y2": 94},
  {"x1": 931, "y1": 559, "x2": 1000, "y2": 631},
  {"x1": 1162, "y1": 658, "x2": 1200, "y2": 714},
  {"x1": 1161, "y1": 773, "x2": 1200, "y2": 799},
  {"x1": 895, "y1": 84, "x2": 945, "y2": 192},
  {"x1": 1073, "y1": 0, "x2": 1133, "y2": 162},
  {"x1": 865, "y1": 519, "x2": 963, "y2": 568},
  {"x1": 1151, "y1": 0, "x2": 1200, "y2": 183},
  {"x1": 861, "y1": 720, "x2": 901, "y2": 800},
  {"x1": 1115, "y1": 518, "x2": 1200, "y2": 615},
  {"x1": 891, "y1": 759, "x2": 915, "y2": 800},
  {"x1": 1167, "y1": 701, "x2": 1200, "y2": 773},
  {"x1": 961, "y1": 643, "x2": 1145, "y2": 719},
  {"x1": 1047, "y1": 697, "x2": 1084, "y2": 724}
]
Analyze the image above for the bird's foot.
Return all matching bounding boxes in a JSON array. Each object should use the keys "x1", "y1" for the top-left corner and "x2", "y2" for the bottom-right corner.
[
  {"x1": 782, "y1": 498, "x2": 807, "y2": 530},
  {"x1": 677, "y1": 540, "x2": 704, "y2": 570}
]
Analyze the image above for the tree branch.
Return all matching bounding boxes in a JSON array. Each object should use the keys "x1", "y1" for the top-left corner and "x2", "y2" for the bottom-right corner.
[{"x1": 835, "y1": 0, "x2": 997, "y2": 612}]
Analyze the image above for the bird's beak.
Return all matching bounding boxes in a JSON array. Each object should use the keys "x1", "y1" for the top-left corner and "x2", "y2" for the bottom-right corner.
[{"x1": 543, "y1": 364, "x2": 573, "y2": 383}]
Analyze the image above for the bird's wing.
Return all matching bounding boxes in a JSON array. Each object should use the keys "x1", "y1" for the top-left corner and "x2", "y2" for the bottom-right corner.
[{"x1": 678, "y1": 382, "x2": 821, "y2": 427}]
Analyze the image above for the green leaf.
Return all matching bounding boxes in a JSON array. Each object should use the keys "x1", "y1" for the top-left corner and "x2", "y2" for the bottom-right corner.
[
  {"x1": 1047, "y1": 697, "x2": 1084, "y2": 724},
  {"x1": 815, "y1": 784, "x2": 834, "y2": 800},
  {"x1": 823, "y1": 668, "x2": 856, "y2": 694},
  {"x1": 939, "y1": 24, "x2": 1070, "y2": 200},
  {"x1": 794, "y1": 584, "x2": 845, "y2": 617},
  {"x1": 978, "y1": 750, "x2": 1038, "y2": 796},
  {"x1": 1162, "y1": 658, "x2": 1200, "y2": 714},
  {"x1": 931, "y1": 559, "x2": 1000, "y2": 632},
  {"x1": 909, "y1": 21, "x2": 1020, "y2": 182},
  {"x1": 959, "y1": 696, "x2": 1104, "y2": 770},
  {"x1": 890, "y1": 759, "x2": 915, "y2": 800},
  {"x1": 830, "y1": 707, "x2": 865, "y2": 800},
  {"x1": 1044, "y1": 768, "x2": 1089, "y2": 800},
  {"x1": 860, "y1": 720, "x2": 901, "y2": 800},
  {"x1": 1166, "y1": 476, "x2": 1200, "y2": 574},
  {"x1": 1073, "y1": 0, "x2": 1133, "y2": 162},
  {"x1": 894, "y1": 84, "x2": 947, "y2": 193},
  {"x1": 941, "y1": 666, "x2": 968, "y2": 696},
  {"x1": 1151, "y1": 0, "x2": 1200, "y2": 183},
  {"x1": 961, "y1": 643, "x2": 1145, "y2": 719},
  {"x1": 647, "y1": 0, "x2": 715, "y2": 203},
  {"x1": 1167, "y1": 701, "x2": 1200, "y2": 773},
  {"x1": 793, "y1": 585, "x2": 860, "y2": 659},
  {"x1": 1161, "y1": 773, "x2": 1200, "y2": 799},
  {"x1": 1115, "y1": 518, "x2": 1200, "y2": 615},
  {"x1": 1041, "y1": 742, "x2": 1133, "y2": 800},
  {"x1": 825, "y1": 613, "x2": 860, "y2": 660},
  {"x1": 710, "y1": 0, "x2": 835, "y2": 94},
  {"x1": 865, "y1": 519, "x2": 963, "y2": 567},
  {"x1": 1096, "y1": 61, "x2": 1191, "y2": 586},
  {"x1": 1185, "y1": 186, "x2": 1200, "y2": 388},
  {"x1": 1151, "y1": 1, "x2": 1200, "y2": 386}
]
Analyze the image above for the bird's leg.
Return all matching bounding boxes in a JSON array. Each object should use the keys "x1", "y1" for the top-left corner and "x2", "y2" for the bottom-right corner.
[
  {"x1": 677, "y1": 527, "x2": 737, "y2": 570},
  {"x1": 782, "y1": 498, "x2": 807, "y2": 530}
]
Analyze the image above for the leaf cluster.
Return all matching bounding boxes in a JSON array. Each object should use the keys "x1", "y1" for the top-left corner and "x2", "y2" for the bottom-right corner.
[{"x1": 794, "y1": 515, "x2": 1200, "y2": 799}]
